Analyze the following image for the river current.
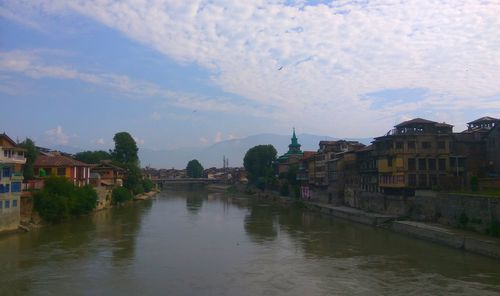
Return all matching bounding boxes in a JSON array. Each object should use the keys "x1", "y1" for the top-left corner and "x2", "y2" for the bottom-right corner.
[{"x1": 1, "y1": 189, "x2": 499, "y2": 295}]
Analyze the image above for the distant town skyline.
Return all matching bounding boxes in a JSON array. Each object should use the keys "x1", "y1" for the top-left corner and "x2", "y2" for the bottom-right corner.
[{"x1": 1, "y1": 1, "x2": 499, "y2": 151}]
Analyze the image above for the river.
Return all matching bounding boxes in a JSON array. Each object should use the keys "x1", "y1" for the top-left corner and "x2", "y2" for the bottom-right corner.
[{"x1": 1, "y1": 189, "x2": 499, "y2": 295}]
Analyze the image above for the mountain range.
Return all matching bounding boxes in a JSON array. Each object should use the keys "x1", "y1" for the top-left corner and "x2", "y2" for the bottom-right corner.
[{"x1": 138, "y1": 133, "x2": 373, "y2": 169}]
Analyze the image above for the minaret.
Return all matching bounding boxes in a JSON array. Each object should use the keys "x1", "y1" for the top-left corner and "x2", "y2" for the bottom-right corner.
[{"x1": 288, "y1": 128, "x2": 301, "y2": 153}]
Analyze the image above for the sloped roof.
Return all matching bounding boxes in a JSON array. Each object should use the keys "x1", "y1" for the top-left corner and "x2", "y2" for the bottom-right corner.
[
  {"x1": 395, "y1": 118, "x2": 437, "y2": 127},
  {"x1": 34, "y1": 154, "x2": 92, "y2": 167},
  {"x1": 467, "y1": 116, "x2": 499, "y2": 125}
]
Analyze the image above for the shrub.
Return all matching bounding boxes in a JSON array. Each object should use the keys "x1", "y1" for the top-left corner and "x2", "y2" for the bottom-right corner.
[
  {"x1": 142, "y1": 179, "x2": 154, "y2": 193},
  {"x1": 470, "y1": 176, "x2": 479, "y2": 192},
  {"x1": 112, "y1": 187, "x2": 133, "y2": 204},
  {"x1": 33, "y1": 177, "x2": 97, "y2": 223}
]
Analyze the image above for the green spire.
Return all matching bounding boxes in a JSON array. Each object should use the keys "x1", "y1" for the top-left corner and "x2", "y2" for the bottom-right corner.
[{"x1": 288, "y1": 128, "x2": 301, "y2": 152}]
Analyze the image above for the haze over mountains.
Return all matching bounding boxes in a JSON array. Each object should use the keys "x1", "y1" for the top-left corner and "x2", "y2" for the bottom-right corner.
[{"x1": 139, "y1": 133, "x2": 372, "y2": 169}]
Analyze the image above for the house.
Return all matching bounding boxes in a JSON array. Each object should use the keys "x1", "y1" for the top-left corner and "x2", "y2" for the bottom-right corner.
[
  {"x1": 90, "y1": 160, "x2": 125, "y2": 187},
  {"x1": 373, "y1": 118, "x2": 456, "y2": 194},
  {"x1": 0, "y1": 133, "x2": 26, "y2": 232},
  {"x1": 33, "y1": 152, "x2": 93, "y2": 187}
]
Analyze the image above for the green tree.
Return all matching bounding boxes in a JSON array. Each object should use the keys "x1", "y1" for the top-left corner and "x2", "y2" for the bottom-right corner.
[
  {"x1": 19, "y1": 138, "x2": 37, "y2": 180},
  {"x1": 34, "y1": 177, "x2": 97, "y2": 223},
  {"x1": 142, "y1": 179, "x2": 154, "y2": 193},
  {"x1": 112, "y1": 132, "x2": 139, "y2": 165},
  {"x1": 112, "y1": 187, "x2": 133, "y2": 205},
  {"x1": 111, "y1": 132, "x2": 143, "y2": 193},
  {"x1": 186, "y1": 159, "x2": 204, "y2": 178},
  {"x1": 243, "y1": 145, "x2": 277, "y2": 184},
  {"x1": 74, "y1": 150, "x2": 111, "y2": 164}
]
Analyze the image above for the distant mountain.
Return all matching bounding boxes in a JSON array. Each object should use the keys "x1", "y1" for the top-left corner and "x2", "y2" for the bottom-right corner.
[{"x1": 138, "y1": 133, "x2": 373, "y2": 169}]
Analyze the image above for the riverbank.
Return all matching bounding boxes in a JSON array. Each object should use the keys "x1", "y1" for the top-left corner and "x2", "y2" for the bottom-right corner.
[{"x1": 245, "y1": 189, "x2": 500, "y2": 260}]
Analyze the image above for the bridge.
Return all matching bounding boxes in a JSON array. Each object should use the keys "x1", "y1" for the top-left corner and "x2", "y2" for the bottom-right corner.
[{"x1": 153, "y1": 178, "x2": 222, "y2": 188}]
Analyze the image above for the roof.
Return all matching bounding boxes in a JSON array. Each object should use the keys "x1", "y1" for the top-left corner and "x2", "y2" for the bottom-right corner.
[
  {"x1": 357, "y1": 144, "x2": 374, "y2": 152},
  {"x1": 34, "y1": 154, "x2": 92, "y2": 167},
  {"x1": 435, "y1": 122, "x2": 453, "y2": 127},
  {"x1": 467, "y1": 116, "x2": 499, "y2": 125},
  {"x1": 0, "y1": 133, "x2": 17, "y2": 146},
  {"x1": 395, "y1": 118, "x2": 437, "y2": 127}
]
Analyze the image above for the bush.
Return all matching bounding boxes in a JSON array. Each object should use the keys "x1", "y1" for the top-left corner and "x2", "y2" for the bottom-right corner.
[
  {"x1": 34, "y1": 177, "x2": 97, "y2": 223},
  {"x1": 112, "y1": 187, "x2": 133, "y2": 204},
  {"x1": 470, "y1": 176, "x2": 479, "y2": 192},
  {"x1": 142, "y1": 179, "x2": 154, "y2": 193}
]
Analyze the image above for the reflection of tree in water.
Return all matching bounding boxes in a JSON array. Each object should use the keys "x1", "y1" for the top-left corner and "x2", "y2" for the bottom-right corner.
[
  {"x1": 185, "y1": 191, "x2": 204, "y2": 214},
  {"x1": 105, "y1": 200, "x2": 153, "y2": 265},
  {"x1": 244, "y1": 202, "x2": 278, "y2": 243}
]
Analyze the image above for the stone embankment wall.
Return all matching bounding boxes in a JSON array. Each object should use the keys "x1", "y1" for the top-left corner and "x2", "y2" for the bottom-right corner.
[{"x1": 344, "y1": 189, "x2": 500, "y2": 233}]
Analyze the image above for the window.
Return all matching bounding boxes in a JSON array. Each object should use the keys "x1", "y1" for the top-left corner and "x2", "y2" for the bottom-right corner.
[
  {"x1": 438, "y1": 159, "x2": 446, "y2": 171},
  {"x1": 11, "y1": 182, "x2": 21, "y2": 193},
  {"x1": 396, "y1": 142, "x2": 404, "y2": 149},
  {"x1": 57, "y1": 167, "x2": 66, "y2": 176},
  {"x1": 418, "y1": 158, "x2": 427, "y2": 170},
  {"x1": 5, "y1": 184, "x2": 9, "y2": 193},
  {"x1": 429, "y1": 174, "x2": 438, "y2": 187},
  {"x1": 419, "y1": 174, "x2": 427, "y2": 187},
  {"x1": 428, "y1": 159, "x2": 436, "y2": 171},
  {"x1": 422, "y1": 142, "x2": 432, "y2": 149},
  {"x1": 0, "y1": 200, "x2": 2, "y2": 209},
  {"x1": 44, "y1": 168, "x2": 53, "y2": 176},
  {"x1": 408, "y1": 174, "x2": 416, "y2": 186},
  {"x1": 408, "y1": 141, "x2": 416, "y2": 149},
  {"x1": 5, "y1": 200, "x2": 10, "y2": 208},
  {"x1": 438, "y1": 141, "x2": 445, "y2": 149},
  {"x1": 12, "y1": 199, "x2": 17, "y2": 207},
  {"x1": 387, "y1": 156, "x2": 393, "y2": 167},
  {"x1": 2, "y1": 167, "x2": 11, "y2": 178},
  {"x1": 408, "y1": 158, "x2": 416, "y2": 170}
]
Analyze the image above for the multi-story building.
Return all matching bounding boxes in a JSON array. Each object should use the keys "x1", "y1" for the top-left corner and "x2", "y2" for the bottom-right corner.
[
  {"x1": 356, "y1": 145, "x2": 379, "y2": 193},
  {"x1": 373, "y1": 118, "x2": 456, "y2": 194},
  {"x1": 34, "y1": 152, "x2": 93, "y2": 187},
  {"x1": 0, "y1": 133, "x2": 26, "y2": 232}
]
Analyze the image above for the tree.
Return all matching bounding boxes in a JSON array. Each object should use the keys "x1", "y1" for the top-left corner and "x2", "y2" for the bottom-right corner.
[
  {"x1": 186, "y1": 159, "x2": 204, "y2": 178},
  {"x1": 111, "y1": 132, "x2": 142, "y2": 193},
  {"x1": 112, "y1": 132, "x2": 139, "y2": 165},
  {"x1": 74, "y1": 150, "x2": 111, "y2": 164},
  {"x1": 19, "y1": 138, "x2": 37, "y2": 180},
  {"x1": 243, "y1": 145, "x2": 277, "y2": 184},
  {"x1": 112, "y1": 187, "x2": 133, "y2": 205},
  {"x1": 34, "y1": 177, "x2": 97, "y2": 223}
]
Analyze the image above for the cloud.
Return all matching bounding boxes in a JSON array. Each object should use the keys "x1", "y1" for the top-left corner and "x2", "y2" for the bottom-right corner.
[
  {"x1": 150, "y1": 111, "x2": 162, "y2": 121},
  {"x1": 132, "y1": 136, "x2": 145, "y2": 146},
  {"x1": 45, "y1": 125, "x2": 70, "y2": 145},
  {"x1": 95, "y1": 138, "x2": 105, "y2": 145},
  {"x1": 199, "y1": 137, "x2": 208, "y2": 144},
  {"x1": 5, "y1": 1, "x2": 500, "y2": 136},
  {"x1": 214, "y1": 132, "x2": 222, "y2": 144}
]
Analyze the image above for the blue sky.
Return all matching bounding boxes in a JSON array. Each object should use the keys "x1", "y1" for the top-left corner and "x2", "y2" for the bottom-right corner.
[{"x1": 1, "y1": 0, "x2": 499, "y2": 151}]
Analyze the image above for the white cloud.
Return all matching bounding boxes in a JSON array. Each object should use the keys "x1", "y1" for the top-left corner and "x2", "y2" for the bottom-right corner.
[
  {"x1": 44, "y1": 125, "x2": 70, "y2": 145},
  {"x1": 199, "y1": 137, "x2": 208, "y2": 144},
  {"x1": 132, "y1": 136, "x2": 145, "y2": 146},
  {"x1": 95, "y1": 138, "x2": 105, "y2": 145},
  {"x1": 150, "y1": 111, "x2": 162, "y2": 121},
  {"x1": 4, "y1": 1, "x2": 500, "y2": 136},
  {"x1": 214, "y1": 132, "x2": 222, "y2": 143}
]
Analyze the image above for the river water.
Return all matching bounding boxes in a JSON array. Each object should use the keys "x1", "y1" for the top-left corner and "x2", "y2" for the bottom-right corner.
[{"x1": 1, "y1": 189, "x2": 499, "y2": 295}]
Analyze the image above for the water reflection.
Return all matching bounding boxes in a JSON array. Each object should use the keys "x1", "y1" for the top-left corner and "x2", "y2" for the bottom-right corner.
[{"x1": 244, "y1": 203, "x2": 278, "y2": 243}]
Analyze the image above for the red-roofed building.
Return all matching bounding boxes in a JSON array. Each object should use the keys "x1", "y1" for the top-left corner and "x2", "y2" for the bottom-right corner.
[{"x1": 34, "y1": 152, "x2": 93, "y2": 187}]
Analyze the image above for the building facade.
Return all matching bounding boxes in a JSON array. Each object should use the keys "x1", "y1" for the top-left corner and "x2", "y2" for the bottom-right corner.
[
  {"x1": 34, "y1": 152, "x2": 93, "y2": 186},
  {"x1": 276, "y1": 129, "x2": 304, "y2": 174},
  {"x1": 0, "y1": 133, "x2": 26, "y2": 232},
  {"x1": 373, "y1": 118, "x2": 455, "y2": 194}
]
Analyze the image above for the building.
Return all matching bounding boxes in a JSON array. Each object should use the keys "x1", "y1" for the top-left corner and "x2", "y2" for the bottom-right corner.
[
  {"x1": 276, "y1": 129, "x2": 304, "y2": 174},
  {"x1": 0, "y1": 133, "x2": 26, "y2": 232},
  {"x1": 373, "y1": 118, "x2": 455, "y2": 194},
  {"x1": 486, "y1": 119, "x2": 500, "y2": 175},
  {"x1": 90, "y1": 160, "x2": 125, "y2": 187},
  {"x1": 33, "y1": 152, "x2": 93, "y2": 186}
]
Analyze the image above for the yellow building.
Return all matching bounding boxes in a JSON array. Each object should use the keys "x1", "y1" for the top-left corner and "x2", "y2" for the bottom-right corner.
[{"x1": 373, "y1": 118, "x2": 455, "y2": 193}]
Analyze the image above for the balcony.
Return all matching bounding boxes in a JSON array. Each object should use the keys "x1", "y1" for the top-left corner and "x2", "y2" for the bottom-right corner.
[
  {"x1": 11, "y1": 172, "x2": 24, "y2": 180},
  {"x1": 0, "y1": 154, "x2": 26, "y2": 165}
]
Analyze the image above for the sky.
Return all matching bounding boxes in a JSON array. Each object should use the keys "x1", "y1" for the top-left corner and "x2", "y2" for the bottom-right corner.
[{"x1": 1, "y1": 0, "x2": 499, "y2": 152}]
